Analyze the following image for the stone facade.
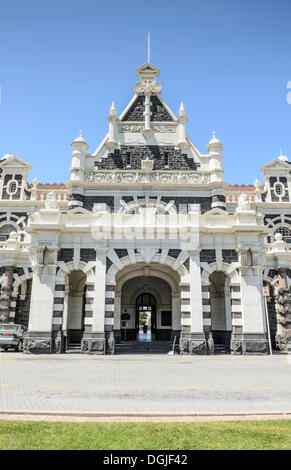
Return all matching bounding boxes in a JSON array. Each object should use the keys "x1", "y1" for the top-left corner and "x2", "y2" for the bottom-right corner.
[{"x1": 1, "y1": 60, "x2": 291, "y2": 355}]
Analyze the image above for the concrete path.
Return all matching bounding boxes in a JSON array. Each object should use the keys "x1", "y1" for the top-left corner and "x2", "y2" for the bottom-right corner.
[{"x1": 1, "y1": 352, "x2": 291, "y2": 415}]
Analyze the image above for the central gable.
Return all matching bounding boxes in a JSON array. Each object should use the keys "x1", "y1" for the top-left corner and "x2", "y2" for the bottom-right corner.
[{"x1": 121, "y1": 96, "x2": 174, "y2": 122}]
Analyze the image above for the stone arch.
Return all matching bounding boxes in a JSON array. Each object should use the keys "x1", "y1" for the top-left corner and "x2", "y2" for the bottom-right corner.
[
  {"x1": 56, "y1": 259, "x2": 95, "y2": 284},
  {"x1": 129, "y1": 286, "x2": 163, "y2": 305},
  {"x1": 114, "y1": 263, "x2": 181, "y2": 295},
  {"x1": 112, "y1": 262, "x2": 182, "y2": 344},
  {"x1": 106, "y1": 252, "x2": 189, "y2": 286},
  {"x1": 12, "y1": 270, "x2": 33, "y2": 289},
  {"x1": 262, "y1": 269, "x2": 279, "y2": 288},
  {"x1": 200, "y1": 261, "x2": 239, "y2": 285},
  {"x1": 118, "y1": 198, "x2": 177, "y2": 215}
]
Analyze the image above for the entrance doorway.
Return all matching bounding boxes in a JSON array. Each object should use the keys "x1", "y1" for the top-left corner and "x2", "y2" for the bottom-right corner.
[
  {"x1": 209, "y1": 271, "x2": 232, "y2": 353},
  {"x1": 136, "y1": 293, "x2": 156, "y2": 341},
  {"x1": 119, "y1": 275, "x2": 174, "y2": 342},
  {"x1": 65, "y1": 270, "x2": 86, "y2": 351}
]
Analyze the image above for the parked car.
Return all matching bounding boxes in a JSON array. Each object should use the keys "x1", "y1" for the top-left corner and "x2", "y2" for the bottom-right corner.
[{"x1": 0, "y1": 324, "x2": 27, "y2": 351}]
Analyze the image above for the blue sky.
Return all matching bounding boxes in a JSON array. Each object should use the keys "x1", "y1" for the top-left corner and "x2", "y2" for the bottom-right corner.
[{"x1": 0, "y1": 0, "x2": 291, "y2": 185}]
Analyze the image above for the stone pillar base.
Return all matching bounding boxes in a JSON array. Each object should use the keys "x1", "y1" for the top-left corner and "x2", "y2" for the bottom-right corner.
[
  {"x1": 230, "y1": 333, "x2": 243, "y2": 355},
  {"x1": 276, "y1": 333, "x2": 291, "y2": 352},
  {"x1": 81, "y1": 333, "x2": 106, "y2": 355},
  {"x1": 241, "y1": 333, "x2": 269, "y2": 355},
  {"x1": 24, "y1": 332, "x2": 53, "y2": 354},
  {"x1": 180, "y1": 333, "x2": 207, "y2": 355},
  {"x1": 81, "y1": 332, "x2": 115, "y2": 355}
]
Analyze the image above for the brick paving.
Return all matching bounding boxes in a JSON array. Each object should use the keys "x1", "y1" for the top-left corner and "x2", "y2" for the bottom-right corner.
[{"x1": 1, "y1": 352, "x2": 291, "y2": 416}]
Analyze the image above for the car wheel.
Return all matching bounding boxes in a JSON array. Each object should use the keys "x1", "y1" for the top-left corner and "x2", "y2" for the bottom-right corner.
[
  {"x1": 15, "y1": 341, "x2": 23, "y2": 352},
  {"x1": 1, "y1": 346, "x2": 9, "y2": 351}
]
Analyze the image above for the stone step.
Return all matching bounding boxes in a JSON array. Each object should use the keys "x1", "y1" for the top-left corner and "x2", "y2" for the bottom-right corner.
[
  {"x1": 214, "y1": 344, "x2": 230, "y2": 354},
  {"x1": 115, "y1": 341, "x2": 179, "y2": 354}
]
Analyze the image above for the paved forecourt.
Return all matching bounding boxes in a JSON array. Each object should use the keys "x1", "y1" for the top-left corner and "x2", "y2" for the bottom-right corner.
[{"x1": 1, "y1": 353, "x2": 291, "y2": 415}]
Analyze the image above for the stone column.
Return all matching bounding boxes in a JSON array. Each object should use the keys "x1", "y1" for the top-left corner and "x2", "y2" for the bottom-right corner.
[
  {"x1": 180, "y1": 251, "x2": 206, "y2": 355},
  {"x1": 240, "y1": 262, "x2": 268, "y2": 354},
  {"x1": 0, "y1": 267, "x2": 14, "y2": 323},
  {"x1": 113, "y1": 293, "x2": 122, "y2": 344},
  {"x1": 82, "y1": 249, "x2": 107, "y2": 354},
  {"x1": 171, "y1": 293, "x2": 181, "y2": 342},
  {"x1": 27, "y1": 252, "x2": 58, "y2": 353}
]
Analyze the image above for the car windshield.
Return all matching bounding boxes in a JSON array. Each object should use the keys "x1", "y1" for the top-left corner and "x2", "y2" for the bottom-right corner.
[{"x1": 0, "y1": 325, "x2": 18, "y2": 330}]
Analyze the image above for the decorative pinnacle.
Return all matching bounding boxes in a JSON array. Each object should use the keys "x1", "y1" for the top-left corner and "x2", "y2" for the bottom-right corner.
[
  {"x1": 79, "y1": 130, "x2": 83, "y2": 137},
  {"x1": 179, "y1": 102, "x2": 186, "y2": 116},
  {"x1": 253, "y1": 178, "x2": 261, "y2": 189},
  {"x1": 110, "y1": 101, "x2": 117, "y2": 115}
]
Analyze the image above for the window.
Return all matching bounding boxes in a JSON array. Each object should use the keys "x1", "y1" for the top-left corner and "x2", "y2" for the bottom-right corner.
[
  {"x1": 161, "y1": 311, "x2": 172, "y2": 327},
  {"x1": 164, "y1": 153, "x2": 169, "y2": 168},
  {"x1": 0, "y1": 225, "x2": 16, "y2": 242},
  {"x1": 7, "y1": 180, "x2": 18, "y2": 195},
  {"x1": 275, "y1": 227, "x2": 291, "y2": 243},
  {"x1": 274, "y1": 183, "x2": 284, "y2": 197},
  {"x1": 126, "y1": 153, "x2": 131, "y2": 168}
]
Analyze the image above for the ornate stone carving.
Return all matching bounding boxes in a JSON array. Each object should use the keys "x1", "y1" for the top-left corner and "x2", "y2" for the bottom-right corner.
[
  {"x1": 190, "y1": 340, "x2": 206, "y2": 355},
  {"x1": 276, "y1": 288, "x2": 291, "y2": 351},
  {"x1": 207, "y1": 333, "x2": 214, "y2": 355},
  {"x1": 179, "y1": 338, "x2": 189, "y2": 354},
  {"x1": 230, "y1": 337, "x2": 242, "y2": 355},
  {"x1": 81, "y1": 338, "x2": 106, "y2": 355},
  {"x1": 54, "y1": 331, "x2": 64, "y2": 354},
  {"x1": 26, "y1": 339, "x2": 51, "y2": 354},
  {"x1": 86, "y1": 171, "x2": 210, "y2": 186}
]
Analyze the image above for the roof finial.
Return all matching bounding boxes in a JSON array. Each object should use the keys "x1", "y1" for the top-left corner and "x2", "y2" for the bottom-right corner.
[
  {"x1": 110, "y1": 101, "x2": 117, "y2": 115},
  {"x1": 179, "y1": 102, "x2": 186, "y2": 116},
  {"x1": 79, "y1": 130, "x2": 83, "y2": 137},
  {"x1": 147, "y1": 31, "x2": 150, "y2": 63}
]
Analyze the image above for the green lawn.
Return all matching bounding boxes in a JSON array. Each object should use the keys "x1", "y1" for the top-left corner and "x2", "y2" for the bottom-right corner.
[{"x1": 0, "y1": 419, "x2": 291, "y2": 450}]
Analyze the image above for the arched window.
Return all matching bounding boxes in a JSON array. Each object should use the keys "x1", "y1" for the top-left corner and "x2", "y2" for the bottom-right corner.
[
  {"x1": 274, "y1": 227, "x2": 291, "y2": 243},
  {"x1": 0, "y1": 225, "x2": 16, "y2": 241}
]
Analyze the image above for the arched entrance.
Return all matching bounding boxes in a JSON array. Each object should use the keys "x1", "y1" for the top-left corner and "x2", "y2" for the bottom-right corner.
[
  {"x1": 65, "y1": 270, "x2": 86, "y2": 350},
  {"x1": 136, "y1": 293, "x2": 157, "y2": 341},
  {"x1": 14, "y1": 279, "x2": 32, "y2": 327},
  {"x1": 113, "y1": 262, "x2": 182, "y2": 350},
  {"x1": 209, "y1": 271, "x2": 232, "y2": 353},
  {"x1": 120, "y1": 276, "x2": 173, "y2": 342}
]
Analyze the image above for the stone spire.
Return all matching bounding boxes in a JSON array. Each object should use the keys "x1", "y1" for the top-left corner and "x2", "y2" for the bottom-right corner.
[
  {"x1": 107, "y1": 102, "x2": 119, "y2": 149},
  {"x1": 177, "y1": 102, "x2": 188, "y2": 149}
]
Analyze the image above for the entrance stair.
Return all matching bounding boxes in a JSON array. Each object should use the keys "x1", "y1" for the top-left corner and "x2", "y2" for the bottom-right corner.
[
  {"x1": 214, "y1": 343, "x2": 230, "y2": 354},
  {"x1": 66, "y1": 342, "x2": 81, "y2": 352},
  {"x1": 115, "y1": 340, "x2": 179, "y2": 355}
]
